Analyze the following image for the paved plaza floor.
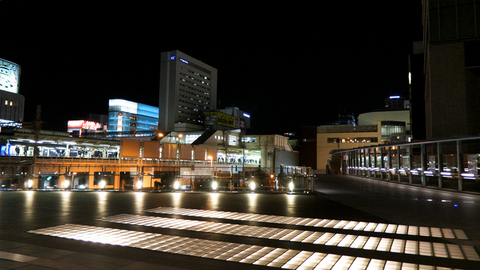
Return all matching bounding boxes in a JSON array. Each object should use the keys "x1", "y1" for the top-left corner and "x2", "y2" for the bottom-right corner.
[{"x1": 1, "y1": 174, "x2": 480, "y2": 269}]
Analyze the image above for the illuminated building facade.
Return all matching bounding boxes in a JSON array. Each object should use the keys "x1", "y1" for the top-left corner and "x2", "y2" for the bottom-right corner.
[
  {"x1": 301, "y1": 110, "x2": 410, "y2": 174},
  {"x1": 0, "y1": 58, "x2": 24, "y2": 126},
  {"x1": 108, "y1": 99, "x2": 159, "y2": 135},
  {"x1": 159, "y1": 50, "x2": 217, "y2": 132}
]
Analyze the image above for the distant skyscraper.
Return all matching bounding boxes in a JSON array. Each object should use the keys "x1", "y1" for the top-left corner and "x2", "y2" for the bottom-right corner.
[
  {"x1": 423, "y1": 1, "x2": 480, "y2": 139},
  {"x1": 159, "y1": 50, "x2": 217, "y2": 132}
]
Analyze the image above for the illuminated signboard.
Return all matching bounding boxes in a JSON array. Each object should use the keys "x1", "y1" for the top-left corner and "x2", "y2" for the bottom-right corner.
[
  {"x1": 205, "y1": 112, "x2": 244, "y2": 129},
  {"x1": 68, "y1": 120, "x2": 102, "y2": 130},
  {"x1": 0, "y1": 58, "x2": 20, "y2": 94},
  {"x1": 180, "y1": 58, "x2": 189, "y2": 64}
]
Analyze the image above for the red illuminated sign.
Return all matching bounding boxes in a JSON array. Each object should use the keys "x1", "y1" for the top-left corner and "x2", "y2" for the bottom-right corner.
[{"x1": 68, "y1": 120, "x2": 102, "y2": 130}]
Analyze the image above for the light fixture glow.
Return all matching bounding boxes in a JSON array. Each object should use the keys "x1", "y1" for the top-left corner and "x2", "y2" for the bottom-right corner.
[
  {"x1": 174, "y1": 181, "x2": 180, "y2": 190},
  {"x1": 212, "y1": 181, "x2": 218, "y2": 191},
  {"x1": 98, "y1": 180, "x2": 106, "y2": 189}
]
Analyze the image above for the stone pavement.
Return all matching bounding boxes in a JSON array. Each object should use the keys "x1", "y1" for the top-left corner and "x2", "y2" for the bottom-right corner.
[{"x1": 2, "y1": 175, "x2": 480, "y2": 269}]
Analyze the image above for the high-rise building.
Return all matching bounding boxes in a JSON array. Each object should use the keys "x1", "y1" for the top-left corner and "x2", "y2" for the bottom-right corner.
[
  {"x1": 159, "y1": 50, "x2": 217, "y2": 132},
  {"x1": 423, "y1": 1, "x2": 480, "y2": 139}
]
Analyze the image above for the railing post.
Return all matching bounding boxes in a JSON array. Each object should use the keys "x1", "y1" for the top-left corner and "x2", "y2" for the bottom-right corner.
[
  {"x1": 457, "y1": 140, "x2": 464, "y2": 191},
  {"x1": 437, "y1": 142, "x2": 443, "y2": 188},
  {"x1": 421, "y1": 144, "x2": 426, "y2": 186},
  {"x1": 408, "y1": 145, "x2": 413, "y2": 184}
]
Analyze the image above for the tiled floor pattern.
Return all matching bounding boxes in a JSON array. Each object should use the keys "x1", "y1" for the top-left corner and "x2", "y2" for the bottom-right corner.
[
  {"x1": 28, "y1": 224, "x2": 462, "y2": 270},
  {"x1": 143, "y1": 207, "x2": 469, "y2": 240},
  {"x1": 100, "y1": 213, "x2": 480, "y2": 261}
]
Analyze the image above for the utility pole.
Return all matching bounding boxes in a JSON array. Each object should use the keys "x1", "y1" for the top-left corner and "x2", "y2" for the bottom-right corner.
[{"x1": 33, "y1": 105, "x2": 43, "y2": 162}]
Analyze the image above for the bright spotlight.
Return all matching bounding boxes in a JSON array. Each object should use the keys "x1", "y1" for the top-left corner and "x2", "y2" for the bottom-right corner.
[
  {"x1": 63, "y1": 180, "x2": 69, "y2": 189},
  {"x1": 26, "y1": 179, "x2": 33, "y2": 189},
  {"x1": 99, "y1": 180, "x2": 106, "y2": 189},
  {"x1": 173, "y1": 181, "x2": 180, "y2": 190},
  {"x1": 289, "y1": 182, "x2": 294, "y2": 192},
  {"x1": 136, "y1": 180, "x2": 143, "y2": 190},
  {"x1": 250, "y1": 182, "x2": 256, "y2": 191},
  {"x1": 212, "y1": 181, "x2": 218, "y2": 191}
]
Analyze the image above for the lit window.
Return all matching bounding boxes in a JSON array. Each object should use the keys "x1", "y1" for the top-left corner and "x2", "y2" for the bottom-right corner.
[
  {"x1": 4, "y1": 100, "x2": 7, "y2": 105},
  {"x1": 10, "y1": 101, "x2": 13, "y2": 106}
]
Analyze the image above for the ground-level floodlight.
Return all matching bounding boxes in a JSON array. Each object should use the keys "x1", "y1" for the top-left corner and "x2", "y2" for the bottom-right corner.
[
  {"x1": 289, "y1": 182, "x2": 294, "y2": 192},
  {"x1": 250, "y1": 182, "x2": 256, "y2": 191},
  {"x1": 173, "y1": 181, "x2": 180, "y2": 190},
  {"x1": 26, "y1": 179, "x2": 33, "y2": 189},
  {"x1": 136, "y1": 180, "x2": 143, "y2": 190},
  {"x1": 99, "y1": 180, "x2": 106, "y2": 190},
  {"x1": 212, "y1": 181, "x2": 218, "y2": 191},
  {"x1": 63, "y1": 180, "x2": 69, "y2": 189}
]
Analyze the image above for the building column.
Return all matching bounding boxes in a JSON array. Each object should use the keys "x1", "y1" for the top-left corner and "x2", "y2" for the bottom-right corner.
[{"x1": 373, "y1": 148, "x2": 377, "y2": 178}]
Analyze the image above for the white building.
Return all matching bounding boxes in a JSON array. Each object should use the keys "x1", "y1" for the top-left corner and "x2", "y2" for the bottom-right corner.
[{"x1": 159, "y1": 50, "x2": 217, "y2": 132}]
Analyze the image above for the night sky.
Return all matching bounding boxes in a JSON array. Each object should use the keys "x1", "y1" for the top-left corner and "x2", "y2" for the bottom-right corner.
[{"x1": 1, "y1": 1, "x2": 423, "y2": 135}]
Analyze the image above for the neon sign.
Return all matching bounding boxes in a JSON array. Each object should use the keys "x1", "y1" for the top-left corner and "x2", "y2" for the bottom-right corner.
[
  {"x1": 180, "y1": 58, "x2": 189, "y2": 64},
  {"x1": 170, "y1": 56, "x2": 176, "y2": 60}
]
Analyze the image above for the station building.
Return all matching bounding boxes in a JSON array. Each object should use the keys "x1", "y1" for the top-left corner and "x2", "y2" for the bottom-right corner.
[{"x1": 0, "y1": 128, "x2": 305, "y2": 191}]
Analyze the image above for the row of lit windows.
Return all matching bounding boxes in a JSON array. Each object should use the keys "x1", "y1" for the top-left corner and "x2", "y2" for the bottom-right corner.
[
  {"x1": 179, "y1": 94, "x2": 209, "y2": 105},
  {"x1": 177, "y1": 115, "x2": 204, "y2": 123},
  {"x1": 4, "y1": 100, "x2": 14, "y2": 106},
  {"x1": 180, "y1": 72, "x2": 210, "y2": 85},
  {"x1": 178, "y1": 98, "x2": 211, "y2": 110},
  {"x1": 327, "y1": 137, "x2": 378, "y2": 143},
  {"x1": 180, "y1": 67, "x2": 210, "y2": 81},
  {"x1": 180, "y1": 77, "x2": 210, "y2": 91},
  {"x1": 179, "y1": 88, "x2": 210, "y2": 101},
  {"x1": 179, "y1": 83, "x2": 211, "y2": 100}
]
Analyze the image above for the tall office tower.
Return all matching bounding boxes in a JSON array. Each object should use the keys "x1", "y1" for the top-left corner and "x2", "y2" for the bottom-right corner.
[
  {"x1": 159, "y1": 50, "x2": 217, "y2": 132},
  {"x1": 423, "y1": 1, "x2": 480, "y2": 139}
]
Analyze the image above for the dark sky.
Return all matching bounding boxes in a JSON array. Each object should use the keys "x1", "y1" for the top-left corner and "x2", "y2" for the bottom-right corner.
[{"x1": 1, "y1": 1, "x2": 423, "y2": 134}]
